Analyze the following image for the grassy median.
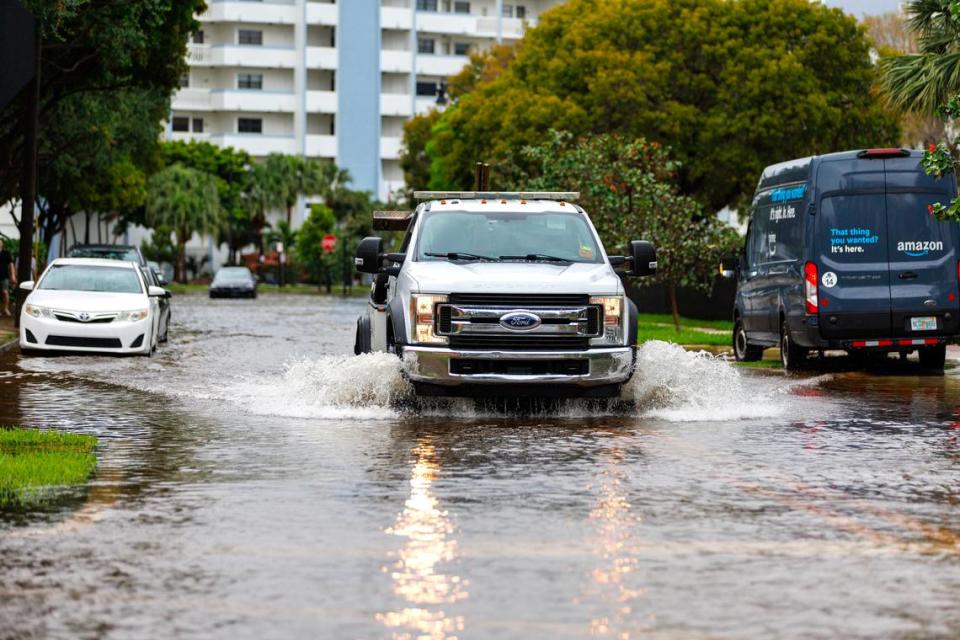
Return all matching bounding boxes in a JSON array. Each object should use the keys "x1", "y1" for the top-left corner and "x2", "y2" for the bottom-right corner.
[
  {"x1": 637, "y1": 313, "x2": 732, "y2": 347},
  {"x1": 0, "y1": 428, "x2": 98, "y2": 508}
]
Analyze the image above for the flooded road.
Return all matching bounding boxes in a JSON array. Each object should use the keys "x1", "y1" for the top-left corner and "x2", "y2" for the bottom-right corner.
[{"x1": 1, "y1": 293, "x2": 959, "y2": 639}]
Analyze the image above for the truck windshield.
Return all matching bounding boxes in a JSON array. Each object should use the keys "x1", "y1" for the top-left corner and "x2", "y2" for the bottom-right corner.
[{"x1": 416, "y1": 210, "x2": 602, "y2": 263}]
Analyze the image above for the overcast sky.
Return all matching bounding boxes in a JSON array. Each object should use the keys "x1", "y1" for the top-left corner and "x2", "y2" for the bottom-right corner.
[{"x1": 821, "y1": 0, "x2": 903, "y2": 18}]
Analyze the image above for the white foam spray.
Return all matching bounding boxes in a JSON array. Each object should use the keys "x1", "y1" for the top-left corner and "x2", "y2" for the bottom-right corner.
[{"x1": 222, "y1": 341, "x2": 797, "y2": 422}]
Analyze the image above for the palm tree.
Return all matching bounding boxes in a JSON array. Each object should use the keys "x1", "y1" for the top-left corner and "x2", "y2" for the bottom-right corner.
[
  {"x1": 242, "y1": 163, "x2": 272, "y2": 254},
  {"x1": 262, "y1": 154, "x2": 350, "y2": 226},
  {"x1": 146, "y1": 164, "x2": 222, "y2": 283},
  {"x1": 879, "y1": 1, "x2": 960, "y2": 115}
]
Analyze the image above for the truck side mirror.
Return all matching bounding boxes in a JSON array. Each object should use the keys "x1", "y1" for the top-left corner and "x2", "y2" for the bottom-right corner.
[
  {"x1": 355, "y1": 237, "x2": 384, "y2": 274},
  {"x1": 629, "y1": 241, "x2": 657, "y2": 277}
]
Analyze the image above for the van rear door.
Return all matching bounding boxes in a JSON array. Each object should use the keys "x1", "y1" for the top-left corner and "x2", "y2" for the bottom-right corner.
[
  {"x1": 815, "y1": 163, "x2": 892, "y2": 338},
  {"x1": 884, "y1": 158, "x2": 959, "y2": 338}
]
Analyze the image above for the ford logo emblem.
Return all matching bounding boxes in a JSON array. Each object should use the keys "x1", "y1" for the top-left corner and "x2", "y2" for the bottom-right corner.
[{"x1": 499, "y1": 311, "x2": 541, "y2": 331}]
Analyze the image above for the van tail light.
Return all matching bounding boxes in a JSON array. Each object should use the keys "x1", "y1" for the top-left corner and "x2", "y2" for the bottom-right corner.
[{"x1": 804, "y1": 261, "x2": 819, "y2": 314}]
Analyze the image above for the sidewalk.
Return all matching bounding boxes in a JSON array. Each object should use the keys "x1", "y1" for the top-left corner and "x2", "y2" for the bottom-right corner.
[{"x1": 0, "y1": 313, "x2": 16, "y2": 352}]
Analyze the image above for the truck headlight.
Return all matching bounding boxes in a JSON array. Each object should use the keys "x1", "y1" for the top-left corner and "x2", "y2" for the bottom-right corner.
[
  {"x1": 590, "y1": 296, "x2": 624, "y2": 345},
  {"x1": 23, "y1": 303, "x2": 50, "y2": 318},
  {"x1": 410, "y1": 294, "x2": 448, "y2": 345}
]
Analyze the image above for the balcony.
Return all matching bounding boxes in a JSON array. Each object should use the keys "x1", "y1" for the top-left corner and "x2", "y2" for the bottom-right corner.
[
  {"x1": 306, "y1": 91, "x2": 337, "y2": 113},
  {"x1": 210, "y1": 134, "x2": 298, "y2": 156},
  {"x1": 380, "y1": 137, "x2": 402, "y2": 160},
  {"x1": 306, "y1": 2, "x2": 337, "y2": 26},
  {"x1": 172, "y1": 88, "x2": 213, "y2": 111},
  {"x1": 200, "y1": 1, "x2": 297, "y2": 25},
  {"x1": 414, "y1": 97, "x2": 438, "y2": 115},
  {"x1": 214, "y1": 90, "x2": 296, "y2": 112},
  {"x1": 381, "y1": 6, "x2": 412, "y2": 30},
  {"x1": 188, "y1": 44, "x2": 297, "y2": 69},
  {"x1": 305, "y1": 134, "x2": 337, "y2": 158},
  {"x1": 381, "y1": 93, "x2": 413, "y2": 117},
  {"x1": 416, "y1": 54, "x2": 468, "y2": 77},
  {"x1": 381, "y1": 50, "x2": 412, "y2": 74},
  {"x1": 306, "y1": 46, "x2": 337, "y2": 70},
  {"x1": 416, "y1": 12, "x2": 477, "y2": 36}
]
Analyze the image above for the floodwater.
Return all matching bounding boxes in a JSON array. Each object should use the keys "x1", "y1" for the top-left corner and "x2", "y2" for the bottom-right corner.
[{"x1": 0, "y1": 294, "x2": 958, "y2": 639}]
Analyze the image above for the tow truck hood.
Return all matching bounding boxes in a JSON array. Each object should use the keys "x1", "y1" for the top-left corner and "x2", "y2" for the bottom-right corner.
[{"x1": 404, "y1": 261, "x2": 622, "y2": 295}]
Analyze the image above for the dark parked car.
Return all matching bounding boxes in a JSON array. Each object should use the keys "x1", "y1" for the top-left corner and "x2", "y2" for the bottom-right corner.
[
  {"x1": 139, "y1": 264, "x2": 171, "y2": 342},
  {"x1": 209, "y1": 267, "x2": 257, "y2": 299},
  {"x1": 67, "y1": 244, "x2": 146, "y2": 267},
  {"x1": 728, "y1": 148, "x2": 959, "y2": 371}
]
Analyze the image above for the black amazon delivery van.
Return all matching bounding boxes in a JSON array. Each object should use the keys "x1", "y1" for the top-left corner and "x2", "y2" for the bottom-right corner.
[{"x1": 730, "y1": 148, "x2": 959, "y2": 371}]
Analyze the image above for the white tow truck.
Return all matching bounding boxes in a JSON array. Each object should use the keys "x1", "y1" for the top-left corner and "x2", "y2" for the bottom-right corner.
[{"x1": 353, "y1": 192, "x2": 658, "y2": 398}]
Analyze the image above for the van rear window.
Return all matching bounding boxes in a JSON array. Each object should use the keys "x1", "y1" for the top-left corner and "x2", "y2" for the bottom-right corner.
[{"x1": 818, "y1": 195, "x2": 887, "y2": 263}]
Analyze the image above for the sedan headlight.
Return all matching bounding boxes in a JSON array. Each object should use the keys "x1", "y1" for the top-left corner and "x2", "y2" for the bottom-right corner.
[
  {"x1": 410, "y1": 294, "x2": 448, "y2": 345},
  {"x1": 590, "y1": 296, "x2": 624, "y2": 345},
  {"x1": 23, "y1": 303, "x2": 51, "y2": 318},
  {"x1": 118, "y1": 309, "x2": 149, "y2": 322}
]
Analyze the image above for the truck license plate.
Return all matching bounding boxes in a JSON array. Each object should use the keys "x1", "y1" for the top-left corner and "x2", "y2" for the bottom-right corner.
[{"x1": 911, "y1": 316, "x2": 937, "y2": 331}]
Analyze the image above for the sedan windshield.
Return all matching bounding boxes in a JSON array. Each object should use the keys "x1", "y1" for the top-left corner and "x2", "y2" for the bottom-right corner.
[
  {"x1": 68, "y1": 247, "x2": 140, "y2": 263},
  {"x1": 39, "y1": 265, "x2": 143, "y2": 294},
  {"x1": 416, "y1": 211, "x2": 602, "y2": 263},
  {"x1": 214, "y1": 269, "x2": 252, "y2": 284}
]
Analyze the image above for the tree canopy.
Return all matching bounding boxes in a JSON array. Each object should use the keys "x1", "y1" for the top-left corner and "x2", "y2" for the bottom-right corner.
[{"x1": 407, "y1": 0, "x2": 900, "y2": 212}]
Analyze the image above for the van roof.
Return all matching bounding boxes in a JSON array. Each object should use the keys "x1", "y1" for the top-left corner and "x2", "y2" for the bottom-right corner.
[{"x1": 758, "y1": 148, "x2": 924, "y2": 191}]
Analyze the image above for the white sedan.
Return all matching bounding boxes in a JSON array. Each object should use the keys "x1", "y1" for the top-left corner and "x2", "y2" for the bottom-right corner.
[{"x1": 19, "y1": 258, "x2": 167, "y2": 356}]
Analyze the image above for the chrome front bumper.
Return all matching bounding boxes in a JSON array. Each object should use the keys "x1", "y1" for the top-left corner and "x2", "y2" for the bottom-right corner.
[{"x1": 402, "y1": 346, "x2": 634, "y2": 387}]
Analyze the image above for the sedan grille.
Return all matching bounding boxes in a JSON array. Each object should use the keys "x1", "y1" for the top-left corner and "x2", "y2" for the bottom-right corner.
[{"x1": 46, "y1": 336, "x2": 123, "y2": 349}]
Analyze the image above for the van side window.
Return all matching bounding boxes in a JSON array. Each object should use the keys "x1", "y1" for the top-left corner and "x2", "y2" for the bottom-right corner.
[{"x1": 757, "y1": 185, "x2": 804, "y2": 263}]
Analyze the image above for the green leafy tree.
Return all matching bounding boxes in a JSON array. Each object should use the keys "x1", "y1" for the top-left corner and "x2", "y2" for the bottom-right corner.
[
  {"x1": 161, "y1": 141, "x2": 253, "y2": 264},
  {"x1": 295, "y1": 204, "x2": 337, "y2": 290},
  {"x1": 263, "y1": 154, "x2": 349, "y2": 226},
  {"x1": 0, "y1": 0, "x2": 204, "y2": 206},
  {"x1": 881, "y1": 1, "x2": 960, "y2": 221},
  {"x1": 145, "y1": 164, "x2": 222, "y2": 283},
  {"x1": 407, "y1": 0, "x2": 899, "y2": 212},
  {"x1": 523, "y1": 131, "x2": 737, "y2": 330}
]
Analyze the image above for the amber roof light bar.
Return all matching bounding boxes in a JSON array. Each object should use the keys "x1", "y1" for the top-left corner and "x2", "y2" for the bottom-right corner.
[{"x1": 413, "y1": 191, "x2": 580, "y2": 202}]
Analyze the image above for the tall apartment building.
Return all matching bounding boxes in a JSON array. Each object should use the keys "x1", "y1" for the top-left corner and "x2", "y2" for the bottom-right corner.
[{"x1": 170, "y1": 0, "x2": 562, "y2": 211}]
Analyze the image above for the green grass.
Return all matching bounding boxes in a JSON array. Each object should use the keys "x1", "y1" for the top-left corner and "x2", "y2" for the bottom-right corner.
[
  {"x1": 164, "y1": 282, "x2": 367, "y2": 297},
  {"x1": 0, "y1": 428, "x2": 98, "y2": 508},
  {"x1": 637, "y1": 323, "x2": 732, "y2": 346},
  {"x1": 733, "y1": 358, "x2": 781, "y2": 369},
  {"x1": 0, "y1": 330, "x2": 14, "y2": 346},
  {"x1": 636, "y1": 313, "x2": 733, "y2": 332}
]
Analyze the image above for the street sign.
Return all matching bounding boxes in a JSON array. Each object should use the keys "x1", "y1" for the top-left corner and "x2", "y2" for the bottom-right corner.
[{"x1": 322, "y1": 234, "x2": 337, "y2": 254}]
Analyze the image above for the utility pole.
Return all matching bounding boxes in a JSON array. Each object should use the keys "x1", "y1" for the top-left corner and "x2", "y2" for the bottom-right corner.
[{"x1": 15, "y1": 20, "x2": 40, "y2": 327}]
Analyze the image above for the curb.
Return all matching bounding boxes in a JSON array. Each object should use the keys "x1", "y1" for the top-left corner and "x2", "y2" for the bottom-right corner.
[{"x1": 0, "y1": 336, "x2": 18, "y2": 354}]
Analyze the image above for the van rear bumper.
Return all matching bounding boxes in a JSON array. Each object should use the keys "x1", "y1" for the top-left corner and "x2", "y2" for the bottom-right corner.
[{"x1": 796, "y1": 320, "x2": 956, "y2": 350}]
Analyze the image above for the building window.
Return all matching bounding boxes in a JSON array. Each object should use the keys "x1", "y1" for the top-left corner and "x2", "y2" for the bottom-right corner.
[
  {"x1": 171, "y1": 117, "x2": 189, "y2": 132},
  {"x1": 238, "y1": 73, "x2": 263, "y2": 90},
  {"x1": 516, "y1": 5, "x2": 526, "y2": 19},
  {"x1": 194, "y1": 30, "x2": 205, "y2": 44},
  {"x1": 238, "y1": 118, "x2": 263, "y2": 134},
  {"x1": 453, "y1": 1, "x2": 470, "y2": 14},
  {"x1": 192, "y1": 117, "x2": 204, "y2": 133},
  {"x1": 416, "y1": 0, "x2": 438, "y2": 10},
  {"x1": 417, "y1": 38, "x2": 435, "y2": 54},
  {"x1": 238, "y1": 29, "x2": 263, "y2": 46},
  {"x1": 416, "y1": 81, "x2": 437, "y2": 97},
  {"x1": 502, "y1": 4, "x2": 513, "y2": 17},
  {"x1": 454, "y1": 42, "x2": 470, "y2": 56},
  {"x1": 179, "y1": 73, "x2": 190, "y2": 88}
]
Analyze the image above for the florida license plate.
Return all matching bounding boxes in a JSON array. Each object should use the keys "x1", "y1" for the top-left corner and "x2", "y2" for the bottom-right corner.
[{"x1": 911, "y1": 316, "x2": 937, "y2": 331}]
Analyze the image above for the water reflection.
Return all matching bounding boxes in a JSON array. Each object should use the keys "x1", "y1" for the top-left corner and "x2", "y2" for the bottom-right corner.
[
  {"x1": 581, "y1": 448, "x2": 646, "y2": 639},
  {"x1": 377, "y1": 438, "x2": 468, "y2": 639}
]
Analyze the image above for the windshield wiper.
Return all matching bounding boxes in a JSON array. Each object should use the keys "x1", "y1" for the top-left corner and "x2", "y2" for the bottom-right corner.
[
  {"x1": 425, "y1": 251, "x2": 499, "y2": 262},
  {"x1": 499, "y1": 253, "x2": 572, "y2": 263}
]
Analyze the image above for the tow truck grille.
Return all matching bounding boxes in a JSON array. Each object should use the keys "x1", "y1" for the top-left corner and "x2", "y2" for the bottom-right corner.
[
  {"x1": 449, "y1": 336, "x2": 590, "y2": 350},
  {"x1": 449, "y1": 293, "x2": 590, "y2": 306}
]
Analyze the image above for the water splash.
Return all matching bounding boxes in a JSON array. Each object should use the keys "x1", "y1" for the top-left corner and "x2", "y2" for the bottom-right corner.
[{"x1": 225, "y1": 341, "x2": 795, "y2": 422}]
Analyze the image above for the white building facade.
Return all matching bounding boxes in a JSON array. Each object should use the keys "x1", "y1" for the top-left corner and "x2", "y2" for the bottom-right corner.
[{"x1": 170, "y1": 0, "x2": 562, "y2": 204}]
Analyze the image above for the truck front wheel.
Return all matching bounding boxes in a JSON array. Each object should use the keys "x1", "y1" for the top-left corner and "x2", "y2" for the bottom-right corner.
[{"x1": 354, "y1": 316, "x2": 372, "y2": 355}]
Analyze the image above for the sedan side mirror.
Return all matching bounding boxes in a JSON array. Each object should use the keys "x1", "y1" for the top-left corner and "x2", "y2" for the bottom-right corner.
[
  {"x1": 19, "y1": 281, "x2": 34, "y2": 291},
  {"x1": 148, "y1": 286, "x2": 166, "y2": 297},
  {"x1": 628, "y1": 240, "x2": 657, "y2": 277}
]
